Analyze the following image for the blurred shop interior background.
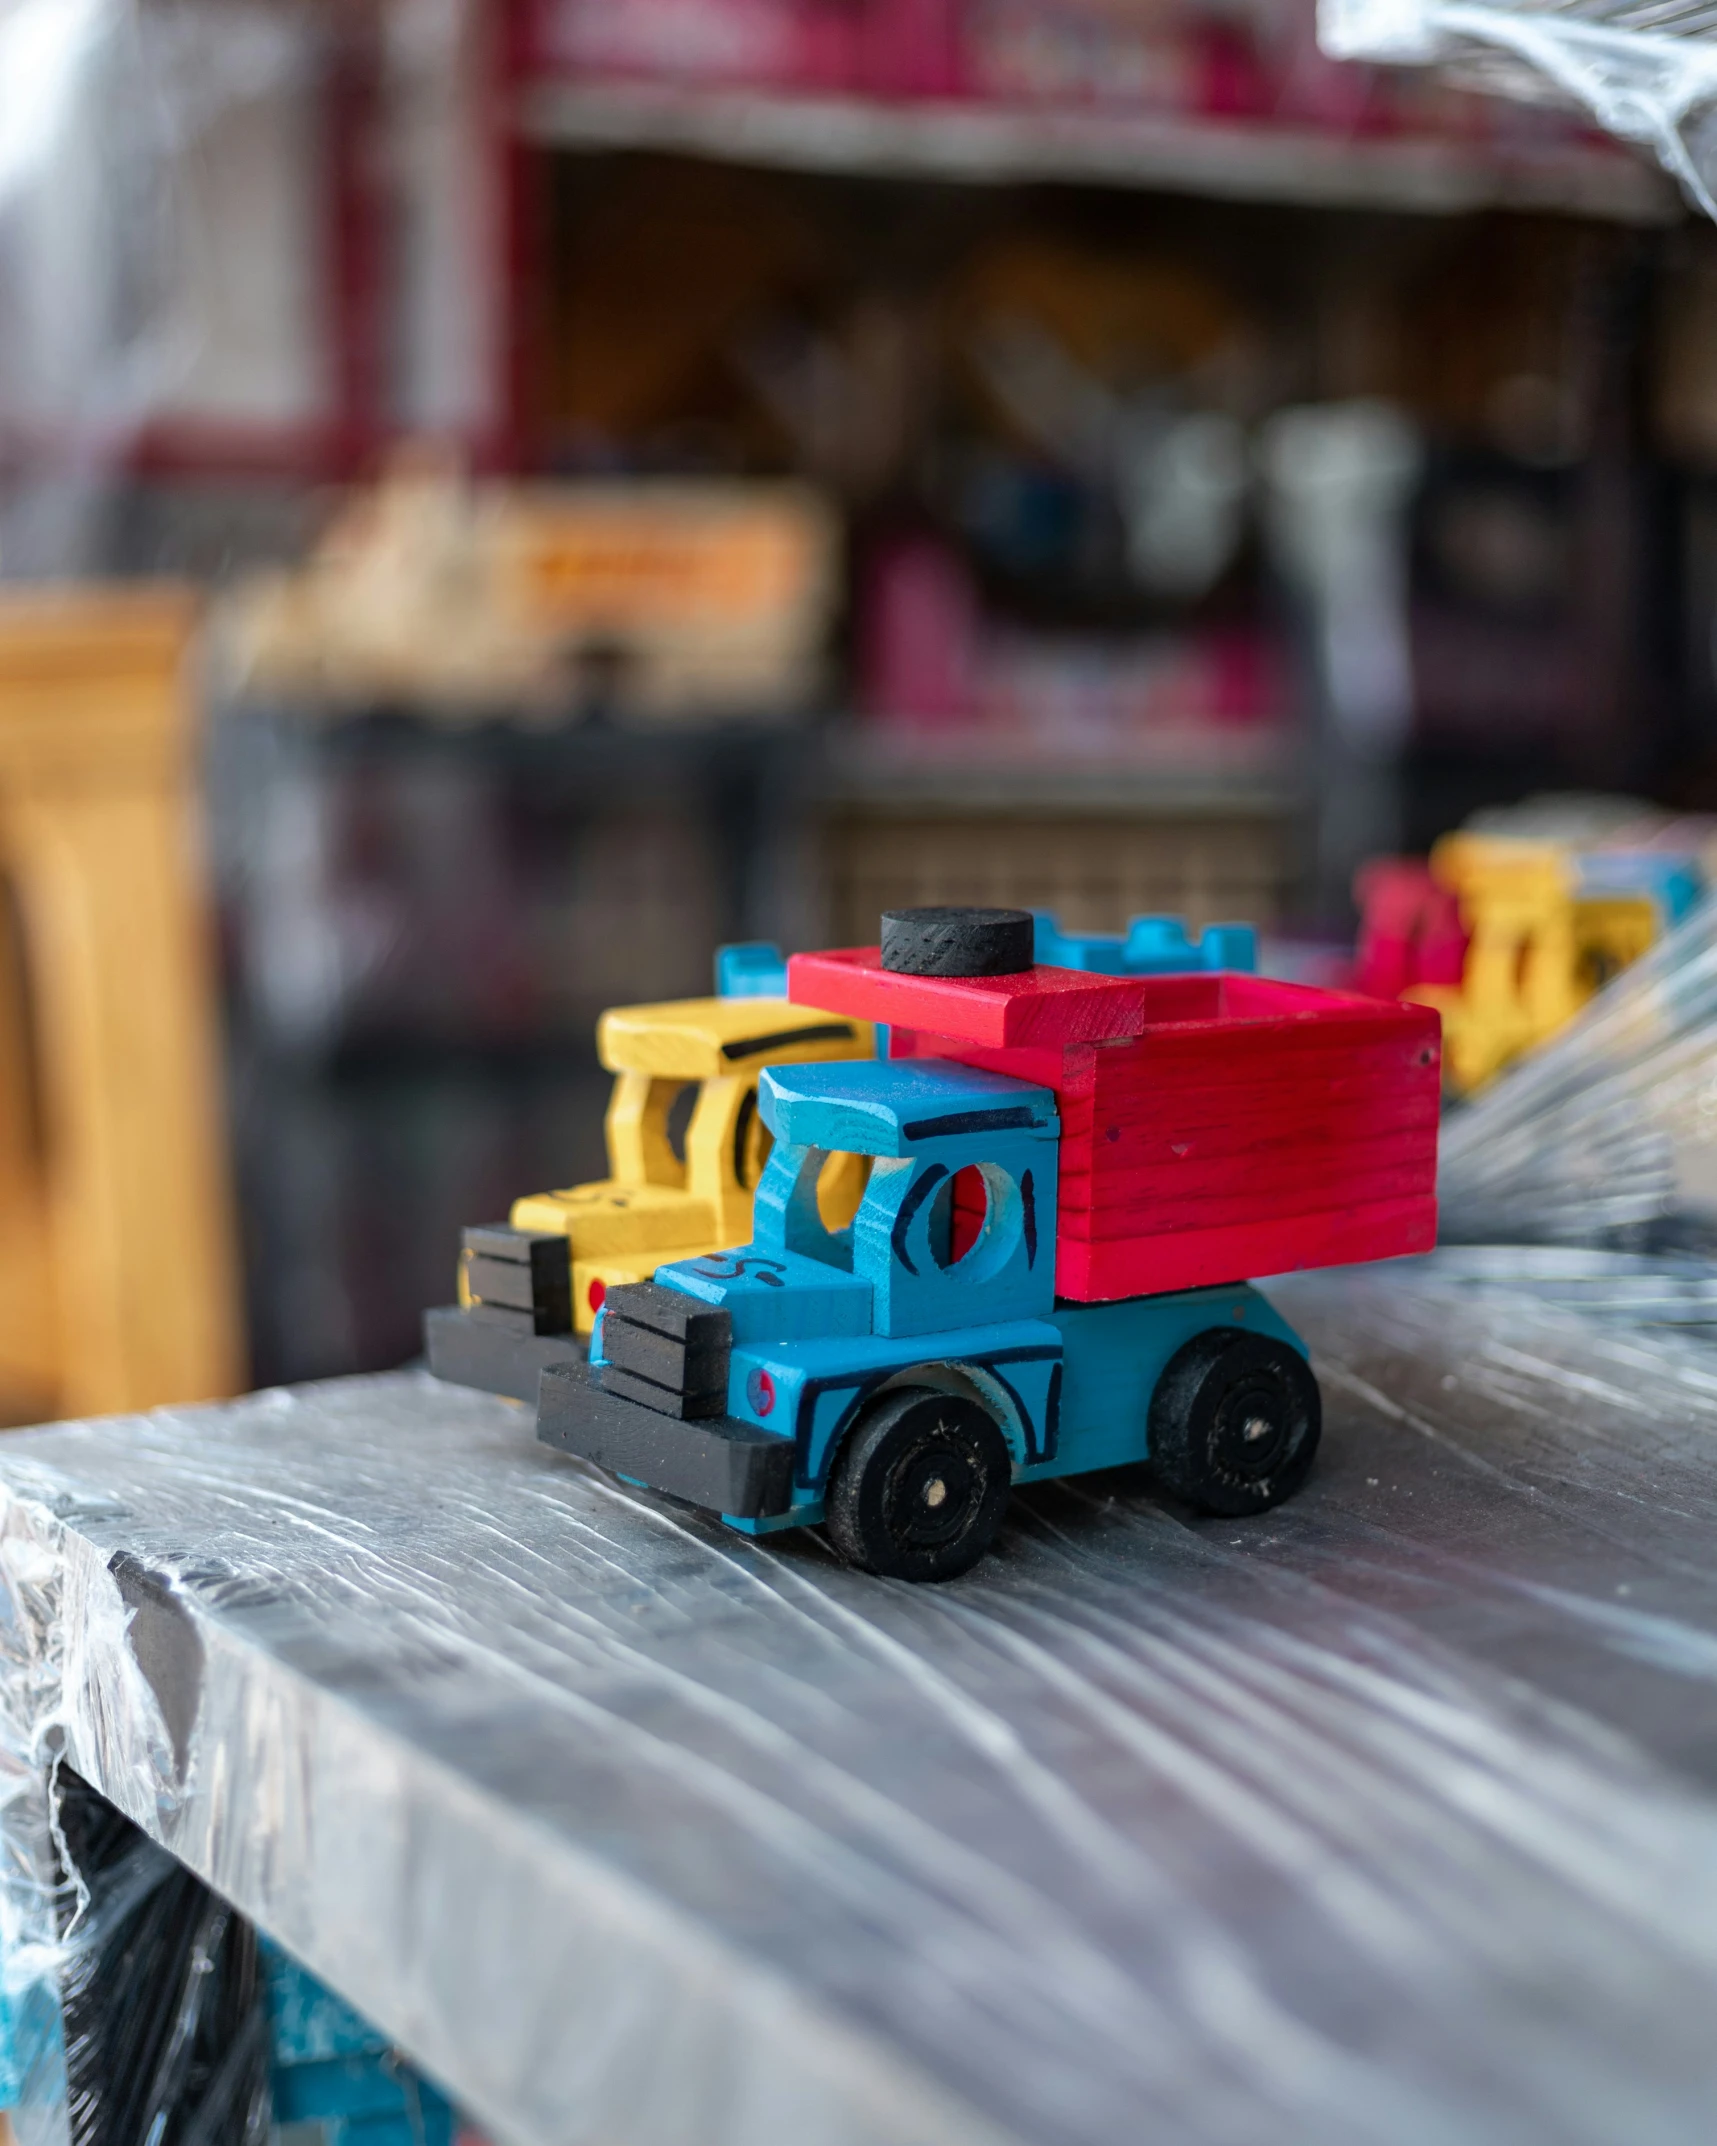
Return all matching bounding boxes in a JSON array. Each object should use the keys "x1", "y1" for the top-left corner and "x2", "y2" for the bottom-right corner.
[{"x1": 2, "y1": 0, "x2": 1715, "y2": 1393}]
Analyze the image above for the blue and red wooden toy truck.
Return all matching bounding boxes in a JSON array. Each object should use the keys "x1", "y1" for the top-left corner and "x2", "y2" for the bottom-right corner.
[{"x1": 537, "y1": 906, "x2": 1442, "y2": 1579}]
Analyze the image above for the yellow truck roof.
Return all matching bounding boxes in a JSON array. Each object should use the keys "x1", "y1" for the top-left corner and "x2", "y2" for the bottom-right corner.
[
  {"x1": 596, "y1": 996, "x2": 870, "y2": 1080},
  {"x1": 1431, "y1": 833, "x2": 1576, "y2": 902}
]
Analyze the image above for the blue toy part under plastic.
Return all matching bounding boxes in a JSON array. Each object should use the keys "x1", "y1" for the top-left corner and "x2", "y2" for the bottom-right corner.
[
  {"x1": 265, "y1": 1939, "x2": 391, "y2": 2066},
  {"x1": 1033, "y1": 910, "x2": 1258, "y2": 975},
  {"x1": 714, "y1": 939, "x2": 790, "y2": 999},
  {"x1": 0, "y1": 1966, "x2": 18, "y2": 2112},
  {"x1": 714, "y1": 1281, "x2": 1307, "y2": 1535},
  {"x1": 272, "y1": 2055, "x2": 457, "y2": 2144},
  {"x1": 262, "y1": 1938, "x2": 457, "y2": 2145}
]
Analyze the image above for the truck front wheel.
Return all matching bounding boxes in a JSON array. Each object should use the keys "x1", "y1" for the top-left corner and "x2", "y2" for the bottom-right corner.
[
  {"x1": 826, "y1": 1387, "x2": 1011, "y2": 1582},
  {"x1": 1148, "y1": 1329, "x2": 1321, "y2": 1517}
]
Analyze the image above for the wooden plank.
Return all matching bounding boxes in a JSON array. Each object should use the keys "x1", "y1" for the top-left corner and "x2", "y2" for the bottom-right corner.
[
  {"x1": 0, "y1": 589, "x2": 243, "y2": 1415},
  {"x1": 1058, "y1": 1196, "x2": 1438, "y2": 1299},
  {"x1": 790, "y1": 949, "x2": 1174, "y2": 1050},
  {"x1": 1062, "y1": 1164, "x2": 1441, "y2": 1224},
  {"x1": 890, "y1": 978, "x2": 1441, "y2": 1300}
]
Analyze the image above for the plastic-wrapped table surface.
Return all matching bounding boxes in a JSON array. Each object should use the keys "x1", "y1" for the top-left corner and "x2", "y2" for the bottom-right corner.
[{"x1": 5, "y1": 1261, "x2": 1717, "y2": 2146}]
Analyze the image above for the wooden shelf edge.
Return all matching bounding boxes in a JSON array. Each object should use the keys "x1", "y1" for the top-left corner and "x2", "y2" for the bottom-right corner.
[{"x1": 519, "y1": 79, "x2": 1676, "y2": 224}]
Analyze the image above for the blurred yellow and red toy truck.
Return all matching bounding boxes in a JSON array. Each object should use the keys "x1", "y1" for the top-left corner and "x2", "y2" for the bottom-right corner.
[{"x1": 1355, "y1": 831, "x2": 1702, "y2": 1096}]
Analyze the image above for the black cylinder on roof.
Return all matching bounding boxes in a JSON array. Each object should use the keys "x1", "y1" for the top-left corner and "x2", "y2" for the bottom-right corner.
[{"x1": 880, "y1": 906, "x2": 1036, "y2": 978}]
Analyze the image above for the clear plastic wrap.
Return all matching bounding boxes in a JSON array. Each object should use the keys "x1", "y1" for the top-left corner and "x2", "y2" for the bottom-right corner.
[
  {"x1": 0, "y1": 1758, "x2": 271, "y2": 2146},
  {"x1": 3, "y1": 1307, "x2": 1717, "y2": 2145},
  {"x1": 53, "y1": 1772, "x2": 272, "y2": 2146},
  {"x1": 1416, "y1": 1241, "x2": 1717, "y2": 1323},
  {"x1": 1437, "y1": 895, "x2": 1717, "y2": 1251},
  {"x1": 0, "y1": 0, "x2": 501, "y2": 582},
  {"x1": 0, "y1": 1756, "x2": 467, "y2": 2146},
  {"x1": 0, "y1": 0, "x2": 334, "y2": 577},
  {"x1": 1320, "y1": 0, "x2": 1717, "y2": 216}
]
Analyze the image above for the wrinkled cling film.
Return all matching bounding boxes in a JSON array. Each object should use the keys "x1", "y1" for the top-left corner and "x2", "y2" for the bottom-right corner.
[
  {"x1": 3, "y1": 1343, "x2": 1717, "y2": 2145},
  {"x1": 0, "y1": 1418, "x2": 288, "y2": 2146},
  {"x1": 1320, "y1": 0, "x2": 1717, "y2": 217},
  {"x1": 1437, "y1": 894, "x2": 1717, "y2": 1253},
  {"x1": 0, "y1": 1772, "x2": 266, "y2": 2146},
  {"x1": 1414, "y1": 1241, "x2": 1717, "y2": 1324},
  {"x1": 0, "y1": 0, "x2": 397, "y2": 579}
]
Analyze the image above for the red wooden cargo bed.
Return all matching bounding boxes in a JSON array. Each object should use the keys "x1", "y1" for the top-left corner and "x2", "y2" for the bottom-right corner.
[{"x1": 789, "y1": 951, "x2": 1442, "y2": 1301}]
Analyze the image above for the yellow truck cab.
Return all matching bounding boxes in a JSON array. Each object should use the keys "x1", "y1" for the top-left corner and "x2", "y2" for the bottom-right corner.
[
  {"x1": 509, "y1": 995, "x2": 872, "y2": 1331},
  {"x1": 426, "y1": 980, "x2": 872, "y2": 1399},
  {"x1": 1409, "y1": 833, "x2": 1662, "y2": 1095}
]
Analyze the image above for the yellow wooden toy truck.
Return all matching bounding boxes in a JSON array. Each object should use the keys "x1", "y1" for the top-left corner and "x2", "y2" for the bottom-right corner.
[
  {"x1": 1408, "y1": 832, "x2": 1668, "y2": 1096},
  {"x1": 511, "y1": 993, "x2": 872, "y2": 1328},
  {"x1": 426, "y1": 982, "x2": 871, "y2": 1398}
]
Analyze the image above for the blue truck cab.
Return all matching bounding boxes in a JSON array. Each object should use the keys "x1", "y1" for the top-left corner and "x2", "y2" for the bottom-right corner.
[{"x1": 539, "y1": 1052, "x2": 1319, "y2": 1580}]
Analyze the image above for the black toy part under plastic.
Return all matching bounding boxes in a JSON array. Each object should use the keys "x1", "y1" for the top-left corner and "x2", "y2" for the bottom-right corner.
[{"x1": 55, "y1": 1769, "x2": 272, "y2": 2146}]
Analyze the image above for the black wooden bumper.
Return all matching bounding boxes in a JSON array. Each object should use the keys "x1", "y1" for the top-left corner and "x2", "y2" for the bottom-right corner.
[
  {"x1": 537, "y1": 1357, "x2": 796, "y2": 1518},
  {"x1": 424, "y1": 1305, "x2": 585, "y2": 1403}
]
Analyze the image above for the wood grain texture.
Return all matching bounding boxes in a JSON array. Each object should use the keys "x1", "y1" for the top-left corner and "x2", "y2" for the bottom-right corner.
[
  {"x1": 890, "y1": 987, "x2": 1441, "y2": 1298},
  {"x1": 0, "y1": 588, "x2": 243, "y2": 1415},
  {"x1": 1056, "y1": 1199, "x2": 1438, "y2": 1299},
  {"x1": 789, "y1": 947, "x2": 1174, "y2": 1048}
]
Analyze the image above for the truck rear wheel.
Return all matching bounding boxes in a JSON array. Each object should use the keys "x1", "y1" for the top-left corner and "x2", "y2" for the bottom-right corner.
[
  {"x1": 826, "y1": 1387, "x2": 1011, "y2": 1581},
  {"x1": 1147, "y1": 1329, "x2": 1320, "y2": 1517}
]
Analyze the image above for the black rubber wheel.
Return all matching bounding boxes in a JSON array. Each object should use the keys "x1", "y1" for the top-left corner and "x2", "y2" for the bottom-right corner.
[
  {"x1": 1147, "y1": 1328, "x2": 1321, "y2": 1517},
  {"x1": 880, "y1": 906, "x2": 1034, "y2": 978},
  {"x1": 825, "y1": 1387, "x2": 1012, "y2": 1580}
]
